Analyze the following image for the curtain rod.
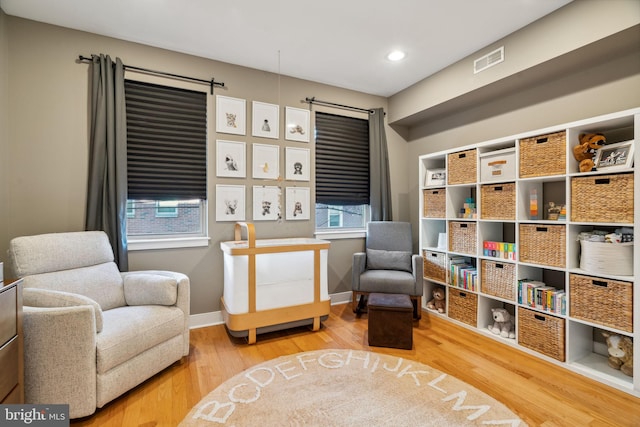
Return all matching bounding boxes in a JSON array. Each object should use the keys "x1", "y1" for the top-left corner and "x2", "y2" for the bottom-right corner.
[
  {"x1": 78, "y1": 55, "x2": 224, "y2": 94},
  {"x1": 304, "y1": 97, "x2": 376, "y2": 115}
]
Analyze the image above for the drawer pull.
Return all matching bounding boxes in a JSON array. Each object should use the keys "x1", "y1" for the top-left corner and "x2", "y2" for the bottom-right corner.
[
  {"x1": 592, "y1": 280, "x2": 608, "y2": 287},
  {"x1": 536, "y1": 227, "x2": 548, "y2": 232},
  {"x1": 432, "y1": 190, "x2": 439, "y2": 195},
  {"x1": 536, "y1": 137, "x2": 548, "y2": 144},
  {"x1": 459, "y1": 292, "x2": 467, "y2": 298},
  {"x1": 595, "y1": 178, "x2": 610, "y2": 185},
  {"x1": 495, "y1": 263, "x2": 504, "y2": 269},
  {"x1": 431, "y1": 253, "x2": 438, "y2": 258},
  {"x1": 493, "y1": 186, "x2": 503, "y2": 191},
  {"x1": 460, "y1": 223, "x2": 468, "y2": 228},
  {"x1": 534, "y1": 314, "x2": 546, "y2": 321},
  {"x1": 488, "y1": 160, "x2": 507, "y2": 166},
  {"x1": 458, "y1": 153, "x2": 467, "y2": 159}
]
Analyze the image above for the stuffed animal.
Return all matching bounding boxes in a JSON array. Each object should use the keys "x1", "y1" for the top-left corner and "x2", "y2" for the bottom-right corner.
[
  {"x1": 426, "y1": 287, "x2": 446, "y2": 313},
  {"x1": 602, "y1": 332, "x2": 633, "y2": 377},
  {"x1": 488, "y1": 308, "x2": 515, "y2": 339},
  {"x1": 573, "y1": 133, "x2": 606, "y2": 172}
]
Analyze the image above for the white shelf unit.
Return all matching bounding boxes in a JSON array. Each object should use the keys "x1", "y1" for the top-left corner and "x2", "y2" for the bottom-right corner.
[{"x1": 419, "y1": 108, "x2": 639, "y2": 397}]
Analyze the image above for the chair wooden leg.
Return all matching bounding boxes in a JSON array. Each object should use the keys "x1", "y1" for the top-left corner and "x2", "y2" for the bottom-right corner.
[{"x1": 411, "y1": 296, "x2": 422, "y2": 320}]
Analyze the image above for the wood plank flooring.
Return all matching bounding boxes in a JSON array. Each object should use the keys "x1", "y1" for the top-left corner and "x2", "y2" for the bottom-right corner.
[{"x1": 72, "y1": 303, "x2": 639, "y2": 426}]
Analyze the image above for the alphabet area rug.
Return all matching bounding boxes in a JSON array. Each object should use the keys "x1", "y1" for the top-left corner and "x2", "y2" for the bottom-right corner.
[{"x1": 181, "y1": 349, "x2": 526, "y2": 426}]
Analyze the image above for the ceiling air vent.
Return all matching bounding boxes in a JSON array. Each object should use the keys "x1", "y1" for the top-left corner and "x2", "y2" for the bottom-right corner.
[{"x1": 474, "y1": 46, "x2": 504, "y2": 74}]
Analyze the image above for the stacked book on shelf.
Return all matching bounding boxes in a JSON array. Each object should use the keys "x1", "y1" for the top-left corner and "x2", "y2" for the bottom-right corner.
[
  {"x1": 518, "y1": 279, "x2": 566, "y2": 315},
  {"x1": 483, "y1": 241, "x2": 516, "y2": 260},
  {"x1": 450, "y1": 256, "x2": 477, "y2": 291}
]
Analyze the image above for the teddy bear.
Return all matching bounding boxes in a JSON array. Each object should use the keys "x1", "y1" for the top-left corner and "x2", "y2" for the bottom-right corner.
[
  {"x1": 572, "y1": 133, "x2": 606, "y2": 172},
  {"x1": 426, "y1": 286, "x2": 446, "y2": 313},
  {"x1": 602, "y1": 332, "x2": 633, "y2": 377},
  {"x1": 488, "y1": 308, "x2": 515, "y2": 339}
]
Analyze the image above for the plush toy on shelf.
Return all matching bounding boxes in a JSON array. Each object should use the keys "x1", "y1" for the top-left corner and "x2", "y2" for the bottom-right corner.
[
  {"x1": 488, "y1": 308, "x2": 515, "y2": 339},
  {"x1": 426, "y1": 286, "x2": 446, "y2": 313},
  {"x1": 573, "y1": 132, "x2": 606, "y2": 172},
  {"x1": 602, "y1": 332, "x2": 633, "y2": 377}
]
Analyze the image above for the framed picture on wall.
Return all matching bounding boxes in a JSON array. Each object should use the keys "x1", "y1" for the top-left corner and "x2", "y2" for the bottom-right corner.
[
  {"x1": 285, "y1": 147, "x2": 310, "y2": 181},
  {"x1": 252, "y1": 101, "x2": 279, "y2": 139},
  {"x1": 216, "y1": 140, "x2": 246, "y2": 178},
  {"x1": 252, "y1": 143, "x2": 280, "y2": 180},
  {"x1": 216, "y1": 95, "x2": 246, "y2": 135},
  {"x1": 285, "y1": 106, "x2": 310, "y2": 142},
  {"x1": 285, "y1": 186, "x2": 310, "y2": 220},
  {"x1": 253, "y1": 185, "x2": 281, "y2": 221},
  {"x1": 215, "y1": 184, "x2": 246, "y2": 222}
]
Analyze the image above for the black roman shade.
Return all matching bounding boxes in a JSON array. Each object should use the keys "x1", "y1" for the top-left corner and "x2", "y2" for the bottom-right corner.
[
  {"x1": 315, "y1": 112, "x2": 369, "y2": 205},
  {"x1": 124, "y1": 80, "x2": 207, "y2": 200}
]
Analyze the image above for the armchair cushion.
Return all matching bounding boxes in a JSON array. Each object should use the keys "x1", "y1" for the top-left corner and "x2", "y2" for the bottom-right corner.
[
  {"x1": 123, "y1": 273, "x2": 178, "y2": 306},
  {"x1": 366, "y1": 248, "x2": 412, "y2": 273},
  {"x1": 24, "y1": 288, "x2": 104, "y2": 333}
]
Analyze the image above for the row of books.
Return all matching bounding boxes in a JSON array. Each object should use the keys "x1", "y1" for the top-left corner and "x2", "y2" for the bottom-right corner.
[
  {"x1": 450, "y1": 256, "x2": 477, "y2": 291},
  {"x1": 518, "y1": 279, "x2": 566, "y2": 315},
  {"x1": 483, "y1": 241, "x2": 516, "y2": 260}
]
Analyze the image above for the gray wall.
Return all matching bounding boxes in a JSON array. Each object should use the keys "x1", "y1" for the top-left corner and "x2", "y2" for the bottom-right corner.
[{"x1": 0, "y1": 15, "x2": 409, "y2": 315}]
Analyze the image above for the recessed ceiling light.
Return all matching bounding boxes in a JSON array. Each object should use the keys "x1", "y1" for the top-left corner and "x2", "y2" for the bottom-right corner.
[{"x1": 387, "y1": 50, "x2": 406, "y2": 61}]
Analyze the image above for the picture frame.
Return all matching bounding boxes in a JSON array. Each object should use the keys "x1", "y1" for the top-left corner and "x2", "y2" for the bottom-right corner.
[
  {"x1": 252, "y1": 143, "x2": 280, "y2": 180},
  {"x1": 215, "y1": 184, "x2": 245, "y2": 222},
  {"x1": 285, "y1": 106, "x2": 310, "y2": 142},
  {"x1": 425, "y1": 168, "x2": 446, "y2": 186},
  {"x1": 252, "y1": 101, "x2": 279, "y2": 139},
  {"x1": 216, "y1": 140, "x2": 246, "y2": 178},
  {"x1": 285, "y1": 147, "x2": 310, "y2": 181},
  {"x1": 253, "y1": 186, "x2": 281, "y2": 221},
  {"x1": 594, "y1": 140, "x2": 635, "y2": 171},
  {"x1": 285, "y1": 187, "x2": 310, "y2": 220},
  {"x1": 216, "y1": 95, "x2": 246, "y2": 135}
]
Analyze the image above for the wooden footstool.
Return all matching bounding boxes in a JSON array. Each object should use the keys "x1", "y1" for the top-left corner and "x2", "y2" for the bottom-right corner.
[{"x1": 367, "y1": 293, "x2": 413, "y2": 350}]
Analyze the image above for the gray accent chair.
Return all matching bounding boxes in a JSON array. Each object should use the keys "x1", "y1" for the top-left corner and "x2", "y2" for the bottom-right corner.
[
  {"x1": 352, "y1": 221, "x2": 424, "y2": 319},
  {"x1": 7, "y1": 231, "x2": 190, "y2": 419}
]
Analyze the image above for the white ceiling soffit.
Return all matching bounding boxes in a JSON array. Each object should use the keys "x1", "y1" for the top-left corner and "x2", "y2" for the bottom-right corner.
[{"x1": 0, "y1": 0, "x2": 573, "y2": 97}]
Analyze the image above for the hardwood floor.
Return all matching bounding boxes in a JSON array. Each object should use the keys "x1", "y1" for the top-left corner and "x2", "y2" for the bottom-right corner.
[{"x1": 72, "y1": 303, "x2": 639, "y2": 426}]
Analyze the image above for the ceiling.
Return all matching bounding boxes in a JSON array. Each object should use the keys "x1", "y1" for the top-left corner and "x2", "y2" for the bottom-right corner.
[{"x1": 1, "y1": 0, "x2": 573, "y2": 97}]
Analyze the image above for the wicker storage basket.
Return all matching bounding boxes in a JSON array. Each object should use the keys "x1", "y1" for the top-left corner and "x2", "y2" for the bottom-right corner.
[
  {"x1": 449, "y1": 221, "x2": 477, "y2": 254},
  {"x1": 519, "y1": 224, "x2": 566, "y2": 267},
  {"x1": 448, "y1": 149, "x2": 477, "y2": 185},
  {"x1": 481, "y1": 260, "x2": 515, "y2": 301},
  {"x1": 519, "y1": 131, "x2": 566, "y2": 178},
  {"x1": 571, "y1": 173, "x2": 634, "y2": 223},
  {"x1": 481, "y1": 183, "x2": 515, "y2": 220},
  {"x1": 518, "y1": 308, "x2": 565, "y2": 361},
  {"x1": 423, "y1": 250, "x2": 447, "y2": 282},
  {"x1": 569, "y1": 274, "x2": 633, "y2": 333},
  {"x1": 448, "y1": 288, "x2": 477, "y2": 327},
  {"x1": 423, "y1": 188, "x2": 446, "y2": 218}
]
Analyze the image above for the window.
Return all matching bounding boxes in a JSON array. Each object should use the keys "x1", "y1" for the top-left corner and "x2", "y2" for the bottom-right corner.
[
  {"x1": 315, "y1": 112, "x2": 369, "y2": 232},
  {"x1": 124, "y1": 80, "x2": 207, "y2": 241}
]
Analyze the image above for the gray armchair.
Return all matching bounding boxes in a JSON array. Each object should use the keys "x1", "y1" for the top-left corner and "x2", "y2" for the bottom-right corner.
[
  {"x1": 7, "y1": 231, "x2": 190, "y2": 418},
  {"x1": 352, "y1": 221, "x2": 423, "y2": 319}
]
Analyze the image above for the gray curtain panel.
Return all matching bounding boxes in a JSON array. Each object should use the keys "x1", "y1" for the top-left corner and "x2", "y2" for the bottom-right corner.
[
  {"x1": 369, "y1": 108, "x2": 392, "y2": 221},
  {"x1": 85, "y1": 54, "x2": 129, "y2": 271}
]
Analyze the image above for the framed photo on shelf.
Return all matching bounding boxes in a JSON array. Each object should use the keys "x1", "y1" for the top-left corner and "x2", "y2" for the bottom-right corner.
[
  {"x1": 253, "y1": 185, "x2": 281, "y2": 221},
  {"x1": 252, "y1": 143, "x2": 280, "y2": 180},
  {"x1": 252, "y1": 101, "x2": 279, "y2": 139},
  {"x1": 216, "y1": 95, "x2": 246, "y2": 135},
  {"x1": 215, "y1": 184, "x2": 246, "y2": 222},
  {"x1": 425, "y1": 168, "x2": 446, "y2": 186},
  {"x1": 285, "y1": 106, "x2": 310, "y2": 142},
  {"x1": 285, "y1": 186, "x2": 310, "y2": 220},
  {"x1": 285, "y1": 147, "x2": 310, "y2": 181},
  {"x1": 594, "y1": 140, "x2": 634, "y2": 171},
  {"x1": 216, "y1": 140, "x2": 246, "y2": 178}
]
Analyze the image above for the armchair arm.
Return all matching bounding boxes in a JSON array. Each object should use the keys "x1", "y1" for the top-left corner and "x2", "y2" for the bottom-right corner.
[
  {"x1": 24, "y1": 288, "x2": 103, "y2": 332},
  {"x1": 23, "y1": 305, "x2": 97, "y2": 418},
  {"x1": 411, "y1": 254, "x2": 424, "y2": 296},
  {"x1": 351, "y1": 252, "x2": 366, "y2": 291}
]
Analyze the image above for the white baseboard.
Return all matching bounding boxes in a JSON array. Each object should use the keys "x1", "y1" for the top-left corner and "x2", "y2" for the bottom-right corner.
[{"x1": 189, "y1": 291, "x2": 352, "y2": 330}]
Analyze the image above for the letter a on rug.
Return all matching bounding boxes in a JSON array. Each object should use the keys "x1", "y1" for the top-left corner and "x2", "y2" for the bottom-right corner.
[{"x1": 181, "y1": 349, "x2": 526, "y2": 426}]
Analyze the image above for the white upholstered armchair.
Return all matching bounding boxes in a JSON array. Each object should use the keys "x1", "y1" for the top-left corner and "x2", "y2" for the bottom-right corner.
[{"x1": 7, "y1": 231, "x2": 190, "y2": 418}]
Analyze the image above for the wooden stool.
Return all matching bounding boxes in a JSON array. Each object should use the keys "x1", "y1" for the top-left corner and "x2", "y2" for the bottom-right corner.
[{"x1": 367, "y1": 293, "x2": 413, "y2": 350}]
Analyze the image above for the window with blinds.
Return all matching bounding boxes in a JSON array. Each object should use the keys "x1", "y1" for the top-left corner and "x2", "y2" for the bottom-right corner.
[
  {"x1": 124, "y1": 80, "x2": 207, "y2": 237},
  {"x1": 315, "y1": 112, "x2": 370, "y2": 230}
]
